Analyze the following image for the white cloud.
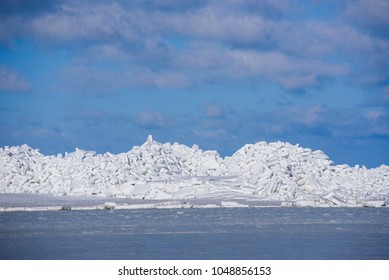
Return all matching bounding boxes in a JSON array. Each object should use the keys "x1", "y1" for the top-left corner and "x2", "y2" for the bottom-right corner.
[
  {"x1": 134, "y1": 110, "x2": 173, "y2": 129},
  {"x1": 177, "y1": 46, "x2": 347, "y2": 89},
  {"x1": 345, "y1": 0, "x2": 389, "y2": 30},
  {"x1": 160, "y1": 8, "x2": 271, "y2": 45},
  {"x1": 1, "y1": 0, "x2": 386, "y2": 92},
  {"x1": 26, "y1": 2, "x2": 140, "y2": 43},
  {"x1": 271, "y1": 20, "x2": 383, "y2": 57},
  {"x1": 202, "y1": 102, "x2": 230, "y2": 118},
  {"x1": 0, "y1": 65, "x2": 30, "y2": 92},
  {"x1": 287, "y1": 104, "x2": 327, "y2": 126},
  {"x1": 366, "y1": 110, "x2": 384, "y2": 121},
  {"x1": 135, "y1": 70, "x2": 193, "y2": 88}
]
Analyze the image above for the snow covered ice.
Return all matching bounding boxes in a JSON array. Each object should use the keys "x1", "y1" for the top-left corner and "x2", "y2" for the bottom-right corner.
[{"x1": 0, "y1": 135, "x2": 388, "y2": 210}]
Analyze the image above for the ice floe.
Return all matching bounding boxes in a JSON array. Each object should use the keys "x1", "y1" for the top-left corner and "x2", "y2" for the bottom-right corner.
[{"x1": 0, "y1": 136, "x2": 388, "y2": 209}]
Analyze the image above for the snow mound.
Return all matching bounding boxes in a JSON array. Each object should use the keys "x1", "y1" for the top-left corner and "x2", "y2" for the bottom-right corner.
[{"x1": 0, "y1": 136, "x2": 388, "y2": 207}]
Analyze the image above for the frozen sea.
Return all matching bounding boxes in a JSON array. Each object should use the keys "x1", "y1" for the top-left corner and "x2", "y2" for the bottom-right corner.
[{"x1": 0, "y1": 207, "x2": 388, "y2": 260}]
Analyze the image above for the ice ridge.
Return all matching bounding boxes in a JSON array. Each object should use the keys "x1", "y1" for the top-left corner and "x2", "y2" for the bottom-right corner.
[{"x1": 0, "y1": 136, "x2": 388, "y2": 207}]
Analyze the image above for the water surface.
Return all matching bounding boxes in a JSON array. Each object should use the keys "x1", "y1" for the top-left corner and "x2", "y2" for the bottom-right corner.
[{"x1": 0, "y1": 208, "x2": 388, "y2": 259}]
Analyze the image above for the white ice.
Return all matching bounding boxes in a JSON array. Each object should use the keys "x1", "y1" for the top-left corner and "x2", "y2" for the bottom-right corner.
[{"x1": 0, "y1": 135, "x2": 388, "y2": 211}]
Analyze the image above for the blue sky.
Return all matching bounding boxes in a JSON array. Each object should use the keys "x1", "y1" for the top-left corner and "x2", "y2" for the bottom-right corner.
[{"x1": 0, "y1": 0, "x2": 388, "y2": 167}]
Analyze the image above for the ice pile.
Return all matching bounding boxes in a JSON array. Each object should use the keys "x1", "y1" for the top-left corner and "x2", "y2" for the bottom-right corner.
[{"x1": 0, "y1": 135, "x2": 388, "y2": 207}]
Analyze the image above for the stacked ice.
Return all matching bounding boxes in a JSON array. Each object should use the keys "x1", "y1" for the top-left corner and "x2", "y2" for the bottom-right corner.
[{"x1": 0, "y1": 135, "x2": 388, "y2": 207}]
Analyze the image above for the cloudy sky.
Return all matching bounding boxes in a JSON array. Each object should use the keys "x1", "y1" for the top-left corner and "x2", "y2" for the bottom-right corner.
[{"x1": 0, "y1": 0, "x2": 388, "y2": 167}]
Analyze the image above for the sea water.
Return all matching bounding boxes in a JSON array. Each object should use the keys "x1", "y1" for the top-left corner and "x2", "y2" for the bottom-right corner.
[{"x1": 0, "y1": 208, "x2": 388, "y2": 259}]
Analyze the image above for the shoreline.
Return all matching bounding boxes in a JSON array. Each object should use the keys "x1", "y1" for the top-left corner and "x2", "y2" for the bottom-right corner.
[{"x1": 0, "y1": 193, "x2": 386, "y2": 212}]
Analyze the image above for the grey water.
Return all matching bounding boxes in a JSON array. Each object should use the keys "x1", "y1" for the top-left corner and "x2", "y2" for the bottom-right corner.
[{"x1": 0, "y1": 208, "x2": 388, "y2": 260}]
